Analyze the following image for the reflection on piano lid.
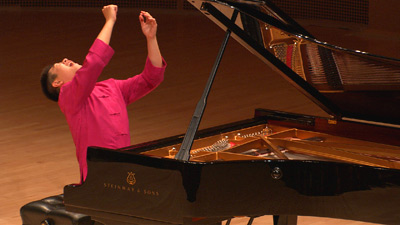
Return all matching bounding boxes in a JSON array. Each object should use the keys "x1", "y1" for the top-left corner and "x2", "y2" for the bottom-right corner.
[{"x1": 63, "y1": 1, "x2": 400, "y2": 225}]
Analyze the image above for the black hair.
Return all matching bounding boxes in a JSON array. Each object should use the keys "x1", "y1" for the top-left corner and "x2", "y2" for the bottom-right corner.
[{"x1": 40, "y1": 65, "x2": 59, "y2": 102}]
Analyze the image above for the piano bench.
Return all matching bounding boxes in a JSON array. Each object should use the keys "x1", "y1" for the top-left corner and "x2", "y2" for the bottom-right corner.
[{"x1": 20, "y1": 194, "x2": 92, "y2": 225}]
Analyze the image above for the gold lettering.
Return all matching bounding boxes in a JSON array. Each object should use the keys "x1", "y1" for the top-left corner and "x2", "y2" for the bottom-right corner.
[{"x1": 102, "y1": 183, "x2": 160, "y2": 197}]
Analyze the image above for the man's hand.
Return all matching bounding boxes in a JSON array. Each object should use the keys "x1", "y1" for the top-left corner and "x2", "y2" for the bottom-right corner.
[
  {"x1": 102, "y1": 5, "x2": 118, "y2": 23},
  {"x1": 97, "y1": 5, "x2": 118, "y2": 45},
  {"x1": 139, "y1": 11, "x2": 157, "y2": 40}
]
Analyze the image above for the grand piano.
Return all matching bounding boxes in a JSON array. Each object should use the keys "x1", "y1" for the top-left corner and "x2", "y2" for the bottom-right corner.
[{"x1": 57, "y1": 0, "x2": 400, "y2": 224}]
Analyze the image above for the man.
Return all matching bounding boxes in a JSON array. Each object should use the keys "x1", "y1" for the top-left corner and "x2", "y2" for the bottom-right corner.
[{"x1": 40, "y1": 5, "x2": 166, "y2": 182}]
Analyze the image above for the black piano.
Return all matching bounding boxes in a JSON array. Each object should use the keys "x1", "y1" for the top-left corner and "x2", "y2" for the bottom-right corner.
[{"x1": 31, "y1": 0, "x2": 400, "y2": 224}]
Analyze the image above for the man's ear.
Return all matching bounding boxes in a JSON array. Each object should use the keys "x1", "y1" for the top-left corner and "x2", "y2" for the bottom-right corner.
[{"x1": 52, "y1": 80, "x2": 63, "y2": 88}]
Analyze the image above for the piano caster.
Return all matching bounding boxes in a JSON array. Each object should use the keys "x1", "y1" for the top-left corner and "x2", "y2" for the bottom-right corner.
[{"x1": 273, "y1": 215, "x2": 298, "y2": 225}]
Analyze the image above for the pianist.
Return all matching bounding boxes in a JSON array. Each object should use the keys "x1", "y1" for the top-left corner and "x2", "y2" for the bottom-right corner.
[{"x1": 39, "y1": 5, "x2": 167, "y2": 182}]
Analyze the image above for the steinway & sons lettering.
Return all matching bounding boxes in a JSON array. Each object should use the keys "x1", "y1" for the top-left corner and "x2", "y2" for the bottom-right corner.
[{"x1": 103, "y1": 183, "x2": 160, "y2": 196}]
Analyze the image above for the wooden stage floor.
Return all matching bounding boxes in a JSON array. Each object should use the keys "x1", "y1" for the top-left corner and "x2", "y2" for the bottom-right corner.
[{"x1": 1, "y1": 6, "x2": 399, "y2": 225}]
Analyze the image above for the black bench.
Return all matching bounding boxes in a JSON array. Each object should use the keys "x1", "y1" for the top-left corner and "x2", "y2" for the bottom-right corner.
[{"x1": 20, "y1": 194, "x2": 93, "y2": 225}]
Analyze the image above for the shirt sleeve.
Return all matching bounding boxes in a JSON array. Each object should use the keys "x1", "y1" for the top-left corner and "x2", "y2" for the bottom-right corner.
[
  {"x1": 59, "y1": 39, "x2": 114, "y2": 113},
  {"x1": 115, "y1": 57, "x2": 167, "y2": 105}
]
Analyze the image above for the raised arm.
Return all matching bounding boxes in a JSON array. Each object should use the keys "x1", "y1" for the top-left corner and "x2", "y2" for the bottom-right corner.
[
  {"x1": 59, "y1": 5, "x2": 116, "y2": 111},
  {"x1": 139, "y1": 11, "x2": 163, "y2": 67},
  {"x1": 97, "y1": 5, "x2": 118, "y2": 45}
]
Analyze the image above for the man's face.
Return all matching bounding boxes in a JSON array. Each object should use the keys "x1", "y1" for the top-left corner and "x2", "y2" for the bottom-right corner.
[{"x1": 50, "y1": 58, "x2": 82, "y2": 87}]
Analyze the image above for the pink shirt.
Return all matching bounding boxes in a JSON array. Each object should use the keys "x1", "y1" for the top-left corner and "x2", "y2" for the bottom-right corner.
[{"x1": 58, "y1": 39, "x2": 166, "y2": 181}]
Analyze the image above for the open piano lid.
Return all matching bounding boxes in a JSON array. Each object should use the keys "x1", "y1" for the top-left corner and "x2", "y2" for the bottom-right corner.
[{"x1": 189, "y1": 0, "x2": 400, "y2": 128}]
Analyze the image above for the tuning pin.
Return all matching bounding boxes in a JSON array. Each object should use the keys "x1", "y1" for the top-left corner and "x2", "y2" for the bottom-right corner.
[
  {"x1": 262, "y1": 125, "x2": 273, "y2": 136},
  {"x1": 234, "y1": 133, "x2": 241, "y2": 141},
  {"x1": 169, "y1": 147, "x2": 178, "y2": 157}
]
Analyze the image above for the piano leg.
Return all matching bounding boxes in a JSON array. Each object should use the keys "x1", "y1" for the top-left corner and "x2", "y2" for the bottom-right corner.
[
  {"x1": 247, "y1": 217, "x2": 256, "y2": 225},
  {"x1": 225, "y1": 216, "x2": 258, "y2": 225},
  {"x1": 273, "y1": 215, "x2": 298, "y2": 225}
]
